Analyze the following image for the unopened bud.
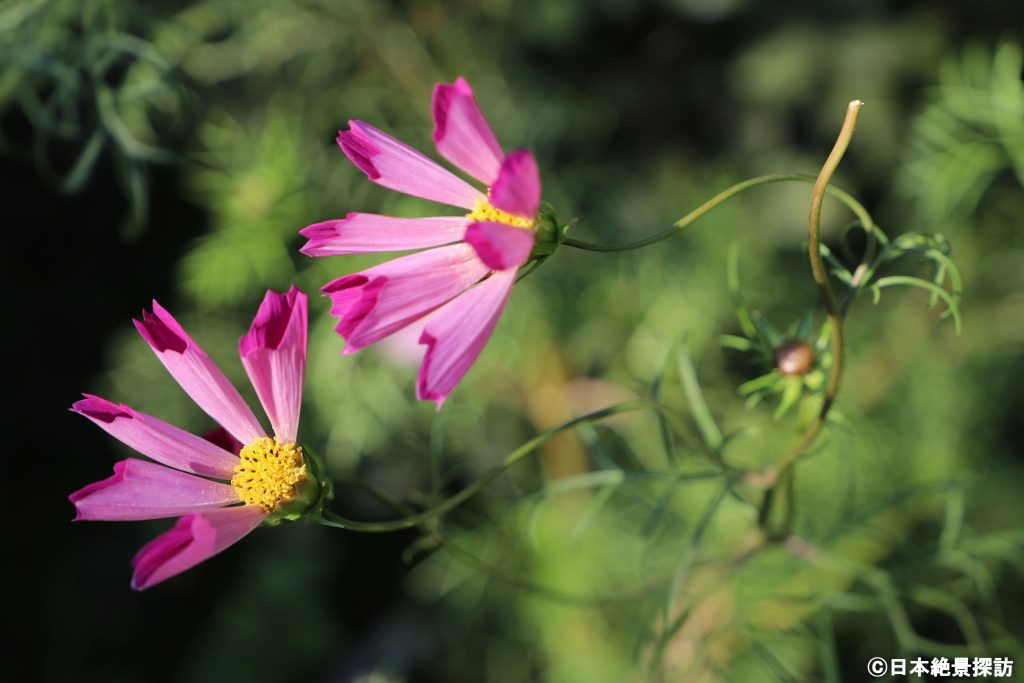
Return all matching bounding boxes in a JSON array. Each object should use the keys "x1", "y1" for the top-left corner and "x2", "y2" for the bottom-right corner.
[{"x1": 774, "y1": 339, "x2": 815, "y2": 376}]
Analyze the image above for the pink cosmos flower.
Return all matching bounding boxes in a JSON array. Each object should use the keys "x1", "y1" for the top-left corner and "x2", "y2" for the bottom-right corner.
[
  {"x1": 300, "y1": 77, "x2": 543, "y2": 407},
  {"x1": 70, "y1": 287, "x2": 311, "y2": 590}
]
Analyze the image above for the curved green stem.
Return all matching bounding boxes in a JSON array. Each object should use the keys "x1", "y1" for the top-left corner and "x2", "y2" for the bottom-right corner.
[
  {"x1": 437, "y1": 532, "x2": 670, "y2": 606},
  {"x1": 318, "y1": 399, "x2": 671, "y2": 532},
  {"x1": 770, "y1": 101, "x2": 863, "y2": 483},
  {"x1": 562, "y1": 174, "x2": 873, "y2": 253},
  {"x1": 331, "y1": 467, "x2": 729, "y2": 605},
  {"x1": 808, "y1": 103, "x2": 863, "y2": 318}
]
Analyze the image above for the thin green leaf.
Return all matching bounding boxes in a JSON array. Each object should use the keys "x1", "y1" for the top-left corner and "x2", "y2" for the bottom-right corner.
[
  {"x1": 910, "y1": 585, "x2": 985, "y2": 653},
  {"x1": 751, "y1": 311, "x2": 784, "y2": 349},
  {"x1": 739, "y1": 372, "x2": 780, "y2": 396},
  {"x1": 719, "y1": 334, "x2": 754, "y2": 351},
  {"x1": 651, "y1": 341, "x2": 679, "y2": 469},
  {"x1": 773, "y1": 376, "x2": 804, "y2": 420},
  {"x1": 571, "y1": 482, "x2": 619, "y2": 543},
  {"x1": 939, "y1": 485, "x2": 964, "y2": 553},
  {"x1": 727, "y1": 243, "x2": 758, "y2": 339},
  {"x1": 872, "y1": 275, "x2": 962, "y2": 333},
  {"x1": 795, "y1": 309, "x2": 814, "y2": 341},
  {"x1": 817, "y1": 611, "x2": 842, "y2": 683},
  {"x1": 676, "y1": 342, "x2": 723, "y2": 451}
]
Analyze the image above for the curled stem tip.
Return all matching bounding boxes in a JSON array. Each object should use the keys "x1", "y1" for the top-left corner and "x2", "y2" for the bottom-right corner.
[
  {"x1": 809, "y1": 100, "x2": 864, "y2": 315},
  {"x1": 770, "y1": 99, "x2": 864, "y2": 484}
]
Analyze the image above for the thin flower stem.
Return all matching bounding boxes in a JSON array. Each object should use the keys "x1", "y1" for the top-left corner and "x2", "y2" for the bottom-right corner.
[
  {"x1": 437, "y1": 532, "x2": 670, "y2": 606},
  {"x1": 769, "y1": 100, "x2": 864, "y2": 487},
  {"x1": 317, "y1": 399, "x2": 674, "y2": 532},
  {"x1": 562, "y1": 174, "x2": 873, "y2": 253},
  {"x1": 333, "y1": 469, "x2": 722, "y2": 606}
]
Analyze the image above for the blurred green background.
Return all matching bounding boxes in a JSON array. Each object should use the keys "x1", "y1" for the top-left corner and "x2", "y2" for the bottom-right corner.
[{"x1": 5, "y1": 0, "x2": 1024, "y2": 680}]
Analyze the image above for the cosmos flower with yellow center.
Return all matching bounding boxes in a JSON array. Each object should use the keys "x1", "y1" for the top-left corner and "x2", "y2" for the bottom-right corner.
[
  {"x1": 300, "y1": 77, "x2": 556, "y2": 408},
  {"x1": 69, "y1": 287, "x2": 317, "y2": 590}
]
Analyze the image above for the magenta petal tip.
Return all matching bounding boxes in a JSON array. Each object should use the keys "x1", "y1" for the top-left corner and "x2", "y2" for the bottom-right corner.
[
  {"x1": 336, "y1": 120, "x2": 484, "y2": 210},
  {"x1": 239, "y1": 286, "x2": 307, "y2": 357},
  {"x1": 415, "y1": 269, "x2": 517, "y2": 407},
  {"x1": 134, "y1": 303, "x2": 188, "y2": 354},
  {"x1": 69, "y1": 461, "x2": 128, "y2": 521},
  {"x1": 130, "y1": 506, "x2": 265, "y2": 590},
  {"x1": 71, "y1": 394, "x2": 132, "y2": 424},
  {"x1": 337, "y1": 122, "x2": 381, "y2": 180},
  {"x1": 432, "y1": 76, "x2": 504, "y2": 185},
  {"x1": 239, "y1": 285, "x2": 307, "y2": 443}
]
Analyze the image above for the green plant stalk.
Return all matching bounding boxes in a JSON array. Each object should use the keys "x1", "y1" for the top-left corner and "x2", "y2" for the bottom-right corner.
[
  {"x1": 336, "y1": 469, "x2": 731, "y2": 607},
  {"x1": 774, "y1": 101, "x2": 862, "y2": 473},
  {"x1": 562, "y1": 174, "x2": 874, "y2": 253},
  {"x1": 318, "y1": 399, "x2": 682, "y2": 532},
  {"x1": 759, "y1": 102, "x2": 863, "y2": 540}
]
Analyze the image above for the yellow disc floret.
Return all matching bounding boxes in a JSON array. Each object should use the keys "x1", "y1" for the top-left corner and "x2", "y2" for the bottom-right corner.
[
  {"x1": 232, "y1": 437, "x2": 307, "y2": 512},
  {"x1": 467, "y1": 198, "x2": 535, "y2": 230}
]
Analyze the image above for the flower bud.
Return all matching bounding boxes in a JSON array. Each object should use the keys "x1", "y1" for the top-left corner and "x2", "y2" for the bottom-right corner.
[{"x1": 774, "y1": 339, "x2": 815, "y2": 376}]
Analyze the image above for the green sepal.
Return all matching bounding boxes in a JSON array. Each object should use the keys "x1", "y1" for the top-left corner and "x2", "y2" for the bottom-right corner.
[
  {"x1": 802, "y1": 368, "x2": 826, "y2": 392},
  {"x1": 773, "y1": 375, "x2": 805, "y2": 420},
  {"x1": 529, "y1": 202, "x2": 565, "y2": 260}
]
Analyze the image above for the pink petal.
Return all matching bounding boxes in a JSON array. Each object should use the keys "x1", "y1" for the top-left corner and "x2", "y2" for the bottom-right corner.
[
  {"x1": 239, "y1": 287, "x2": 307, "y2": 444},
  {"x1": 134, "y1": 302, "x2": 265, "y2": 446},
  {"x1": 299, "y1": 213, "x2": 469, "y2": 256},
  {"x1": 70, "y1": 459, "x2": 239, "y2": 522},
  {"x1": 72, "y1": 394, "x2": 239, "y2": 479},
  {"x1": 130, "y1": 505, "x2": 265, "y2": 591},
  {"x1": 321, "y1": 243, "x2": 490, "y2": 354},
  {"x1": 417, "y1": 268, "x2": 517, "y2": 407},
  {"x1": 464, "y1": 221, "x2": 535, "y2": 271},
  {"x1": 338, "y1": 120, "x2": 485, "y2": 210},
  {"x1": 489, "y1": 150, "x2": 541, "y2": 219},
  {"x1": 432, "y1": 77, "x2": 504, "y2": 185}
]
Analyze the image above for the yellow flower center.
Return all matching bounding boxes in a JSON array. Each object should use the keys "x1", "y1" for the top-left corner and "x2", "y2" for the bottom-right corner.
[
  {"x1": 467, "y1": 198, "x2": 535, "y2": 230},
  {"x1": 231, "y1": 437, "x2": 307, "y2": 512}
]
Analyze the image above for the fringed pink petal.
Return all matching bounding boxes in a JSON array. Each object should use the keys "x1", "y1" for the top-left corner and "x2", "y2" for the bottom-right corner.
[
  {"x1": 416, "y1": 269, "x2": 517, "y2": 407},
  {"x1": 432, "y1": 77, "x2": 504, "y2": 185},
  {"x1": 130, "y1": 505, "x2": 265, "y2": 591},
  {"x1": 300, "y1": 213, "x2": 469, "y2": 256},
  {"x1": 72, "y1": 394, "x2": 238, "y2": 479},
  {"x1": 489, "y1": 150, "x2": 541, "y2": 219},
  {"x1": 134, "y1": 302, "x2": 265, "y2": 445},
  {"x1": 338, "y1": 120, "x2": 485, "y2": 209},
  {"x1": 321, "y1": 243, "x2": 490, "y2": 355},
  {"x1": 464, "y1": 221, "x2": 535, "y2": 271},
  {"x1": 70, "y1": 459, "x2": 239, "y2": 521},
  {"x1": 239, "y1": 287, "x2": 307, "y2": 444}
]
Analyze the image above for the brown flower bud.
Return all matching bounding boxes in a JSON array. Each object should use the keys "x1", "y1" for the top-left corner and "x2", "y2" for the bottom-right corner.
[{"x1": 774, "y1": 339, "x2": 815, "y2": 376}]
